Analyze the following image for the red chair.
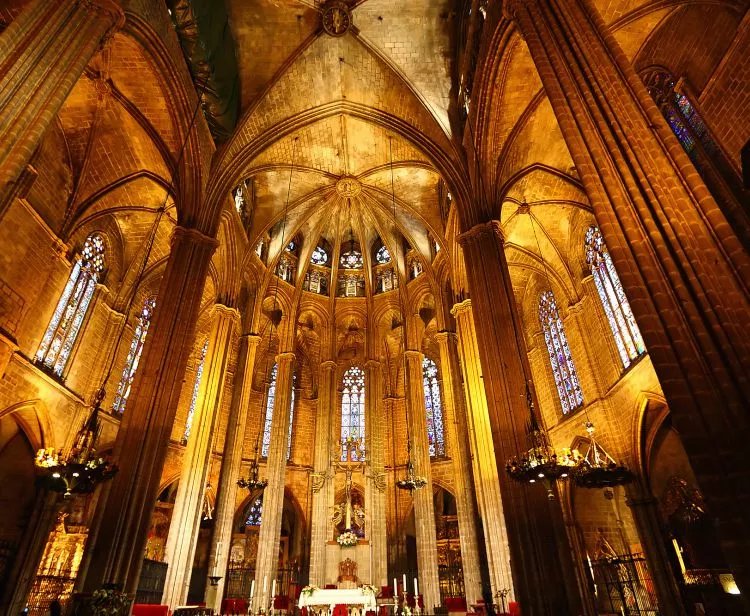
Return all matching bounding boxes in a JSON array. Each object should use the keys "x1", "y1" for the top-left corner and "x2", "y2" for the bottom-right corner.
[
  {"x1": 332, "y1": 604, "x2": 349, "y2": 616},
  {"x1": 378, "y1": 586, "x2": 394, "y2": 599},
  {"x1": 378, "y1": 606, "x2": 389, "y2": 616},
  {"x1": 222, "y1": 598, "x2": 249, "y2": 615},
  {"x1": 274, "y1": 595, "x2": 291, "y2": 611},
  {"x1": 132, "y1": 606, "x2": 169, "y2": 616},
  {"x1": 445, "y1": 597, "x2": 467, "y2": 614},
  {"x1": 508, "y1": 601, "x2": 520, "y2": 616}
]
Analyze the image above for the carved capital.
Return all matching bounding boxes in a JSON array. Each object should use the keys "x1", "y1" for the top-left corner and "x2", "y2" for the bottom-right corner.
[
  {"x1": 403, "y1": 349, "x2": 422, "y2": 362},
  {"x1": 311, "y1": 471, "x2": 328, "y2": 493},
  {"x1": 457, "y1": 220, "x2": 504, "y2": 247},
  {"x1": 211, "y1": 303, "x2": 241, "y2": 322},
  {"x1": 365, "y1": 359, "x2": 381, "y2": 369},
  {"x1": 434, "y1": 330, "x2": 457, "y2": 344},
  {"x1": 276, "y1": 351, "x2": 296, "y2": 365},
  {"x1": 321, "y1": 360, "x2": 337, "y2": 371},
  {"x1": 450, "y1": 298, "x2": 472, "y2": 317},
  {"x1": 242, "y1": 333, "x2": 262, "y2": 345},
  {"x1": 171, "y1": 225, "x2": 219, "y2": 250}
]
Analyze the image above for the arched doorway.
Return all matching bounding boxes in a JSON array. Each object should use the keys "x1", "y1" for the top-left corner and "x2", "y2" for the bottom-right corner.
[{"x1": 434, "y1": 487, "x2": 463, "y2": 600}]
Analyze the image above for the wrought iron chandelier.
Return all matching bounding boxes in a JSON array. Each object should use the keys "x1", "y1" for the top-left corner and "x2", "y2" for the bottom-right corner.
[
  {"x1": 35, "y1": 389, "x2": 117, "y2": 498},
  {"x1": 573, "y1": 421, "x2": 634, "y2": 488},
  {"x1": 396, "y1": 439, "x2": 427, "y2": 492},
  {"x1": 505, "y1": 387, "x2": 580, "y2": 500},
  {"x1": 237, "y1": 434, "x2": 268, "y2": 492}
]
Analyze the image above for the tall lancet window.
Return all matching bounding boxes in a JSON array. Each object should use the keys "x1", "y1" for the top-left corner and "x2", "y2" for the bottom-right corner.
[
  {"x1": 245, "y1": 494, "x2": 263, "y2": 526},
  {"x1": 261, "y1": 364, "x2": 295, "y2": 460},
  {"x1": 539, "y1": 291, "x2": 583, "y2": 414},
  {"x1": 585, "y1": 226, "x2": 646, "y2": 368},
  {"x1": 183, "y1": 339, "x2": 208, "y2": 444},
  {"x1": 112, "y1": 297, "x2": 156, "y2": 414},
  {"x1": 340, "y1": 366, "x2": 365, "y2": 461},
  {"x1": 422, "y1": 357, "x2": 445, "y2": 457},
  {"x1": 36, "y1": 233, "x2": 106, "y2": 376}
]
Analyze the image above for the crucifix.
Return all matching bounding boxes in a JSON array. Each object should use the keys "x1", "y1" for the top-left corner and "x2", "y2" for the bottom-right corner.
[{"x1": 330, "y1": 436, "x2": 367, "y2": 531}]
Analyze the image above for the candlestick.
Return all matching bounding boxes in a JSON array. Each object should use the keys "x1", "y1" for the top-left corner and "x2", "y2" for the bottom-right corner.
[{"x1": 414, "y1": 578, "x2": 418, "y2": 597}]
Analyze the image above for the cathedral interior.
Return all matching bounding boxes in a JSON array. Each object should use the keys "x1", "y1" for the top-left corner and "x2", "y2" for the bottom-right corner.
[{"x1": 0, "y1": 0, "x2": 749, "y2": 615}]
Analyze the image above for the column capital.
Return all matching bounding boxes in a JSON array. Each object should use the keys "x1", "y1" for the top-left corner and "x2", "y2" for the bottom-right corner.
[
  {"x1": 321, "y1": 360, "x2": 337, "y2": 371},
  {"x1": 365, "y1": 359, "x2": 381, "y2": 369},
  {"x1": 457, "y1": 220, "x2": 504, "y2": 247},
  {"x1": 276, "y1": 351, "x2": 296, "y2": 365},
  {"x1": 241, "y1": 333, "x2": 262, "y2": 345},
  {"x1": 83, "y1": 0, "x2": 126, "y2": 25},
  {"x1": 450, "y1": 298, "x2": 472, "y2": 317},
  {"x1": 434, "y1": 330, "x2": 458, "y2": 344},
  {"x1": 172, "y1": 225, "x2": 219, "y2": 250},
  {"x1": 211, "y1": 303, "x2": 241, "y2": 322},
  {"x1": 403, "y1": 349, "x2": 423, "y2": 361}
]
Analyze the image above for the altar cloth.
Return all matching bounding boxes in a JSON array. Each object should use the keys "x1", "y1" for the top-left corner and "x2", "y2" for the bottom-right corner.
[{"x1": 298, "y1": 588, "x2": 377, "y2": 612}]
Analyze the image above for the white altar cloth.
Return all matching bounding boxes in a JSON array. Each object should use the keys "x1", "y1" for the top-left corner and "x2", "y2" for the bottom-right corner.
[{"x1": 298, "y1": 588, "x2": 377, "y2": 612}]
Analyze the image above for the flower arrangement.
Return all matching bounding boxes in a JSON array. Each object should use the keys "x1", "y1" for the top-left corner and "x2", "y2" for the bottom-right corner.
[
  {"x1": 301, "y1": 585, "x2": 320, "y2": 597},
  {"x1": 337, "y1": 529, "x2": 358, "y2": 547},
  {"x1": 91, "y1": 586, "x2": 132, "y2": 616},
  {"x1": 361, "y1": 584, "x2": 377, "y2": 596}
]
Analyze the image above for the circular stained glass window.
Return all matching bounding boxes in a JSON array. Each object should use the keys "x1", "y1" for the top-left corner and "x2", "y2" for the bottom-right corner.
[
  {"x1": 311, "y1": 246, "x2": 328, "y2": 265},
  {"x1": 285, "y1": 240, "x2": 296, "y2": 252},
  {"x1": 340, "y1": 249, "x2": 363, "y2": 269},
  {"x1": 376, "y1": 245, "x2": 391, "y2": 264}
]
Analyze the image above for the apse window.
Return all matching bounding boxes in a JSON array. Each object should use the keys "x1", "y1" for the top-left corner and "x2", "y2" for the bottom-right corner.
[
  {"x1": 112, "y1": 297, "x2": 156, "y2": 414},
  {"x1": 340, "y1": 249, "x2": 363, "y2": 269},
  {"x1": 585, "y1": 226, "x2": 645, "y2": 369},
  {"x1": 538, "y1": 290, "x2": 583, "y2": 414},
  {"x1": 341, "y1": 366, "x2": 365, "y2": 461},
  {"x1": 183, "y1": 339, "x2": 209, "y2": 444},
  {"x1": 311, "y1": 246, "x2": 328, "y2": 265},
  {"x1": 261, "y1": 363, "x2": 295, "y2": 460},
  {"x1": 376, "y1": 245, "x2": 391, "y2": 264},
  {"x1": 422, "y1": 357, "x2": 445, "y2": 457},
  {"x1": 36, "y1": 233, "x2": 106, "y2": 376}
]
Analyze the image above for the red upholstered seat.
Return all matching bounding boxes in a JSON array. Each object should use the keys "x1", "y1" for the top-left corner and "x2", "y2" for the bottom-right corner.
[
  {"x1": 132, "y1": 605, "x2": 169, "y2": 616},
  {"x1": 332, "y1": 604, "x2": 349, "y2": 616},
  {"x1": 508, "y1": 601, "x2": 520, "y2": 616},
  {"x1": 378, "y1": 606, "x2": 389, "y2": 616},
  {"x1": 378, "y1": 586, "x2": 394, "y2": 599},
  {"x1": 445, "y1": 597, "x2": 467, "y2": 612},
  {"x1": 274, "y1": 595, "x2": 291, "y2": 610},
  {"x1": 301, "y1": 607, "x2": 308, "y2": 616},
  {"x1": 222, "y1": 598, "x2": 249, "y2": 615}
]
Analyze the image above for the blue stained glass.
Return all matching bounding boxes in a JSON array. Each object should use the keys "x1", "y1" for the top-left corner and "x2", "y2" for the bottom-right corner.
[
  {"x1": 287, "y1": 372, "x2": 296, "y2": 461},
  {"x1": 37, "y1": 234, "x2": 105, "y2": 376},
  {"x1": 112, "y1": 297, "x2": 156, "y2": 414},
  {"x1": 183, "y1": 339, "x2": 208, "y2": 443},
  {"x1": 585, "y1": 226, "x2": 645, "y2": 369},
  {"x1": 261, "y1": 364, "x2": 295, "y2": 460},
  {"x1": 422, "y1": 357, "x2": 445, "y2": 457},
  {"x1": 245, "y1": 494, "x2": 263, "y2": 526},
  {"x1": 340, "y1": 366, "x2": 365, "y2": 461},
  {"x1": 539, "y1": 291, "x2": 583, "y2": 414}
]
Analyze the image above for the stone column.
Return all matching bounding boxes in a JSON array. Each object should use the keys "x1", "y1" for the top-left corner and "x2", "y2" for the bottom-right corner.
[
  {"x1": 365, "y1": 359, "x2": 388, "y2": 587},
  {"x1": 626, "y1": 491, "x2": 685, "y2": 615},
  {"x1": 309, "y1": 360, "x2": 336, "y2": 586},
  {"x1": 451, "y1": 299, "x2": 514, "y2": 601},
  {"x1": 403, "y1": 349, "x2": 440, "y2": 611},
  {"x1": 434, "y1": 332, "x2": 482, "y2": 605},
  {"x1": 204, "y1": 332, "x2": 261, "y2": 611},
  {"x1": 0, "y1": 0, "x2": 124, "y2": 206},
  {"x1": 80, "y1": 226, "x2": 218, "y2": 594},
  {"x1": 252, "y1": 351, "x2": 295, "y2": 612},
  {"x1": 506, "y1": 0, "x2": 750, "y2": 599},
  {"x1": 458, "y1": 223, "x2": 582, "y2": 613}
]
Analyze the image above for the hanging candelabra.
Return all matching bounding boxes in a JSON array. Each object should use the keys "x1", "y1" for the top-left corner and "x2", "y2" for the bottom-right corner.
[
  {"x1": 35, "y1": 389, "x2": 117, "y2": 498},
  {"x1": 573, "y1": 421, "x2": 634, "y2": 488},
  {"x1": 505, "y1": 386, "x2": 580, "y2": 500},
  {"x1": 237, "y1": 434, "x2": 269, "y2": 492},
  {"x1": 396, "y1": 439, "x2": 427, "y2": 492}
]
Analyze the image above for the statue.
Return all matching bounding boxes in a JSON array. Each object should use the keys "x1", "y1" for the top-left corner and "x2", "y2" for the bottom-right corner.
[{"x1": 330, "y1": 438, "x2": 367, "y2": 535}]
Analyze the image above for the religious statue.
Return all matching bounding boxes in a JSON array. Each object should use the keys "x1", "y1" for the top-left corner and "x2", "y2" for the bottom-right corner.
[{"x1": 330, "y1": 438, "x2": 368, "y2": 537}]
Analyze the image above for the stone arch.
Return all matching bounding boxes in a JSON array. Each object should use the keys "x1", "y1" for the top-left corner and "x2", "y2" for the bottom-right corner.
[{"x1": 0, "y1": 399, "x2": 54, "y2": 451}]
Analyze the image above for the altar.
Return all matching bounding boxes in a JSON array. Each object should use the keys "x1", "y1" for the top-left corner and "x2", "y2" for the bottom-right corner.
[{"x1": 298, "y1": 587, "x2": 377, "y2": 615}]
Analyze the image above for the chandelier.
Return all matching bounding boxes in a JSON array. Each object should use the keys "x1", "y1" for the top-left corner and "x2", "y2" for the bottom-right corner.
[
  {"x1": 35, "y1": 389, "x2": 118, "y2": 498},
  {"x1": 237, "y1": 434, "x2": 268, "y2": 492},
  {"x1": 573, "y1": 421, "x2": 633, "y2": 488},
  {"x1": 505, "y1": 387, "x2": 580, "y2": 500},
  {"x1": 396, "y1": 439, "x2": 427, "y2": 492}
]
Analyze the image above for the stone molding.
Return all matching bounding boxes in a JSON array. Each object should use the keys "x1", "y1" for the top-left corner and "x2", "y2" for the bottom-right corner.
[
  {"x1": 171, "y1": 225, "x2": 219, "y2": 249},
  {"x1": 450, "y1": 298, "x2": 472, "y2": 316},
  {"x1": 457, "y1": 219, "x2": 504, "y2": 246}
]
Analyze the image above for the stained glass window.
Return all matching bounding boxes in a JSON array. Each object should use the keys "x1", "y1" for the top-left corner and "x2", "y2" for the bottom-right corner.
[
  {"x1": 538, "y1": 291, "x2": 583, "y2": 414},
  {"x1": 585, "y1": 226, "x2": 645, "y2": 368},
  {"x1": 311, "y1": 246, "x2": 328, "y2": 265},
  {"x1": 112, "y1": 297, "x2": 156, "y2": 414},
  {"x1": 36, "y1": 233, "x2": 106, "y2": 376},
  {"x1": 261, "y1": 364, "x2": 295, "y2": 460},
  {"x1": 376, "y1": 245, "x2": 391, "y2": 264},
  {"x1": 340, "y1": 249, "x2": 363, "y2": 269},
  {"x1": 183, "y1": 339, "x2": 209, "y2": 443},
  {"x1": 340, "y1": 366, "x2": 365, "y2": 461},
  {"x1": 245, "y1": 494, "x2": 263, "y2": 526},
  {"x1": 422, "y1": 357, "x2": 445, "y2": 457}
]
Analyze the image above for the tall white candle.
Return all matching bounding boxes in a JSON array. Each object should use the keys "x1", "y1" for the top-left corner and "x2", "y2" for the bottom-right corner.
[
  {"x1": 393, "y1": 578, "x2": 397, "y2": 597},
  {"x1": 272, "y1": 579, "x2": 277, "y2": 598},
  {"x1": 264, "y1": 576, "x2": 268, "y2": 593},
  {"x1": 251, "y1": 580, "x2": 255, "y2": 599},
  {"x1": 402, "y1": 574, "x2": 406, "y2": 591},
  {"x1": 414, "y1": 578, "x2": 418, "y2": 597}
]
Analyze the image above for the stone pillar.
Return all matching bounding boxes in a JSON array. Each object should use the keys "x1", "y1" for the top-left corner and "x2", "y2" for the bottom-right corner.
[
  {"x1": 0, "y1": 0, "x2": 124, "y2": 206},
  {"x1": 434, "y1": 332, "x2": 482, "y2": 605},
  {"x1": 80, "y1": 226, "x2": 218, "y2": 594},
  {"x1": 506, "y1": 0, "x2": 750, "y2": 599},
  {"x1": 626, "y1": 491, "x2": 685, "y2": 615},
  {"x1": 403, "y1": 349, "x2": 440, "y2": 611},
  {"x1": 204, "y1": 331, "x2": 261, "y2": 611},
  {"x1": 458, "y1": 223, "x2": 582, "y2": 614},
  {"x1": 161, "y1": 304, "x2": 238, "y2": 608},
  {"x1": 252, "y1": 351, "x2": 295, "y2": 612},
  {"x1": 365, "y1": 359, "x2": 388, "y2": 587},
  {"x1": 451, "y1": 300, "x2": 514, "y2": 601},
  {"x1": 309, "y1": 360, "x2": 336, "y2": 586}
]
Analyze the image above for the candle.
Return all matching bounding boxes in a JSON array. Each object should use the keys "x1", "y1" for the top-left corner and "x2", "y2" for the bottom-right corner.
[
  {"x1": 402, "y1": 574, "x2": 407, "y2": 594},
  {"x1": 414, "y1": 578, "x2": 418, "y2": 597},
  {"x1": 272, "y1": 579, "x2": 277, "y2": 597},
  {"x1": 251, "y1": 580, "x2": 255, "y2": 599},
  {"x1": 264, "y1": 576, "x2": 268, "y2": 593},
  {"x1": 393, "y1": 578, "x2": 397, "y2": 598}
]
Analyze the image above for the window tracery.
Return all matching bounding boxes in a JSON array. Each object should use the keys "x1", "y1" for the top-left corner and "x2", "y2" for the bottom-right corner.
[
  {"x1": 375, "y1": 245, "x2": 391, "y2": 264},
  {"x1": 183, "y1": 339, "x2": 209, "y2": 443},
  {"x1": 311, "y1": 246, "x2": 328, "y2": 265},
  {"x1": 538, "y1": 291, "x2": 583, "y2": 414},
  {"x1": 36, "y1": 233, "x2": 106, "y2": 376},
  {"x1": 245, "y1": 494, "x2": 263, "y2": 526},
  {"x1": 585, "y1": 226, "x2": 645, "y2": 368},
  {"x1": 341, "y1": 366, "x2": 365, "y2": 461},
  {"x1": 261, "y1": 363, "x2": 295, "y2": 460},
  {"x1": 422, "y1": 357, "x2": 445, "y2": 457},
  {"x1": 112, "y1": 297, "x2": 156, "y2": 414},
  {"x1": 340, "y1": 249, "x2": 363, "y2": 269}
]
